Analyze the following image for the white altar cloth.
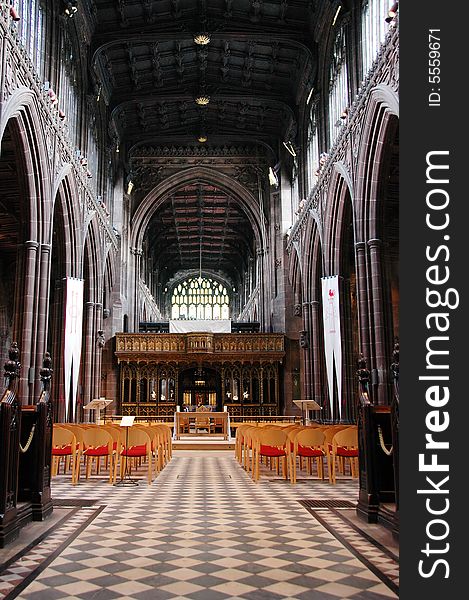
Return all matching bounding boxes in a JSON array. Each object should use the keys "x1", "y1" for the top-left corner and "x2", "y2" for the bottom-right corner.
[{"x1": 169, "y1": 319, "x2": 231, "y2": 333}]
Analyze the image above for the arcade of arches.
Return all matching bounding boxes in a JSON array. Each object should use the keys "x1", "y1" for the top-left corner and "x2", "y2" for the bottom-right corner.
[{"x1": 0, "y1": 0, "x2": 400, "y2": 586}]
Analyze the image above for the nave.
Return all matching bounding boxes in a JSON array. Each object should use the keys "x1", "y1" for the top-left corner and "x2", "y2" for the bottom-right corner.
[{"x1": 0, "y1": 452, "x2": 398, "y2": 600}]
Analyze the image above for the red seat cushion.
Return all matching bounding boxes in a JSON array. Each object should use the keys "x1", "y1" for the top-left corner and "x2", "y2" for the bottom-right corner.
[
  {"x1": 298, "y1": 445, "x2": 324, "y2": 457},
  {"x1": 260, "y1": 444, "x2": 286, "y2": 457},
  {"x1": 122, "y1": 444, "x2": 147, "y2": 457},
  {"x1": 84, "y1": 445, "x2": 109, "y2": 456},
  {"x1": 336, "y1": 446, "x2": 358, "y2": 457},
  {"x1": 52, "y1": 445, "x2": 73, "y2": 455}
]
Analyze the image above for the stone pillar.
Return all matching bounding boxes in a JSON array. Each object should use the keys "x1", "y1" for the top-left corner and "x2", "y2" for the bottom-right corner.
[
  {"x1": 19, "y1": 240, "x2": 39, "y2": 403},
  {"x1": 256, "y1": 248, "x2": 265, "y2": 328},
  {"x1": 355, "y1": 241, "x2": 371, "y2": 366},
  {"x1": 301, "y1": 301, "x2": 311, "y2": 400},
  {"x1": 310, "y1": 300, "x2": 323, "y2": 409},
  {"x1": 82, "y1": 301, "x2": 95, "y2": 417},
  {"x1": 367, "y1": 239, "x2": 388, "y2": 405},
  {"x1": 129, "y1": 247, "x2": 142, "y2": 331},
  {"x1": 93, "y1": 303, "x2": 103, "y2": 400},
  {"x1": 34, "y1": 244, "x2": 52, "y2": 399}
]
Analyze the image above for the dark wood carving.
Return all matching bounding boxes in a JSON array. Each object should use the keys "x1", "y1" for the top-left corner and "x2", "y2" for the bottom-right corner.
[
  {"x1": 18, "y1": 353, "x2": 54, "y2": 521},
  {"x1": 1, "y1": 348, "x2": 55, "y2": 547},
  {"x1": 390, "y1": 338, "x2": 399, "y2": 520},
  {"x1": 0, "y1": 343, "x2": 22, "y2": 547},
  {"x1": 356, "y1": 351, "x2": 398, "y2": 539}
]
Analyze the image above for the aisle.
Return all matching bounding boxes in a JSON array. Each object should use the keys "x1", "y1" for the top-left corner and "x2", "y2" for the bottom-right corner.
[{"x1": 0, "y1": 452, "x2": 398, "y2": 599}]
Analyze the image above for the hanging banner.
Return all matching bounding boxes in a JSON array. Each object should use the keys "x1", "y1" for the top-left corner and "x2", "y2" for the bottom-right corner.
[
  {"x1": 63, "y1": 277, "x2": 84, "y2": 422},
  {"x1": 321, "y1": 276, "x2": 342, "y2": 419}
]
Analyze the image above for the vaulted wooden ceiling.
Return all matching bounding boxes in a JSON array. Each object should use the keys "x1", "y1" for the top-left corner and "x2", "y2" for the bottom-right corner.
[
  {"x1": 90, "y1": 0, "x2": 318, "y2": 150},
  {"x1": 84, "y1": 1, "x2": 332, "y2": 288},
  {"x1": 145, "y1": 182, "x2": 254, "y2": 284}
]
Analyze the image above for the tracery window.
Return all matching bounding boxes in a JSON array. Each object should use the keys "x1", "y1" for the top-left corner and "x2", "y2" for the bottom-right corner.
[
  {"x1": 171, "y1": 277, "x2": 230, "y2": 320},
  {"x1": 361, "y1": 0, "x2": 391, "y2": 76},
  {"x1": 59, "y1": 28, "x2": 80, "y2": 144},
  {"x1": 306, "y1": 108, "x2": 320, "y2": 192},
  {"x1": 12, "y1": 0, "x2": 46, "y2": 77},
  {"x1": 328, "y1": 24, "x2": 349, "y2": 148}
]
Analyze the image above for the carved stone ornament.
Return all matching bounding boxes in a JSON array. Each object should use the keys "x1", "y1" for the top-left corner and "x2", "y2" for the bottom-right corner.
[{"x1": 299, "y1": 330, "x2": 308, "y2": 348}]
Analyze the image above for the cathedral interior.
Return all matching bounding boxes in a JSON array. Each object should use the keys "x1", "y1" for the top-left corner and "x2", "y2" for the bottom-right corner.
[{"x1": 0, "y1": 1, "x2": 399, "y2": 598}]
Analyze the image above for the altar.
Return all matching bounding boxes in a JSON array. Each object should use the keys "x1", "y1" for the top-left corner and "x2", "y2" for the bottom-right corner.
[{"x1": 174, "y1": 411, "x2": 230, "y2": 440}]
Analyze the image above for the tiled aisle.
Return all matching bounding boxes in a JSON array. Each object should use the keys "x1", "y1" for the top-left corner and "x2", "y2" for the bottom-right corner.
[{"x1": 1, "y1": 452, "x2": 398, "y2": 600}]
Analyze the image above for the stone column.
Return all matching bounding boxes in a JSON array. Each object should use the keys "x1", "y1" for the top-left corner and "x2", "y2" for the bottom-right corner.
[
  {"x1": 367, "y1": 239, "x2": 388, "y2": 405},
  {"x1": 129, "y1": 247, "x2": 142, "y2": 331},
  {"x1": 19, "y1": 240, "x2": 39, "y2": 403},
  {"x1": 310, "y1": 300, "x2": 323, "y2": 408},
  {"x1": 93, "y1": 302, "x2": 103, "y2": 400},
  {"x1": 256, "y1": 248, "x2": 265, "y2": 328},
  {"x1": 301, "y1": 301, "x2": 311, "y2": 400},
  {"x1": 355, "y1": 241, "x2": 371, "y2": 365},
  {"x1": 82, "y1": 301, "x2": 95, "y2": 417},
  {"x1": 34, "y1": 243, "x2": 52, "y2": 398}
]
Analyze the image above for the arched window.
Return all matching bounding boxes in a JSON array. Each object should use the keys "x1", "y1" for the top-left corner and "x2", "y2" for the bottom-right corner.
[
  {"x1": 59, "y1": 29, "x2": 80, "y2": 144},
  {"x1": 361, "y1": 0, "x2": 393, "y2": 76},
  {"x1": 171, "y1": 277, "x2": 230, "y2": 320},
  {"x1": 306, "y1": 107, "x2": 320, "y2": 192},
  {"x1": 328, "y1": 24, "x2": 349, "y2": 147},
  {"x1": 12, "y1": 0, "x2": 46, "y2": 77}
]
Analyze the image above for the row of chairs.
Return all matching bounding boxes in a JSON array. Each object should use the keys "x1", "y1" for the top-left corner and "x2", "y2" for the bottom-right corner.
[
  {"x1": 52, "y1": 422, "x2": 172, "y2": 485},
  {"x1": 235, "y1": 423, "x2": 358, "y2": 484}
]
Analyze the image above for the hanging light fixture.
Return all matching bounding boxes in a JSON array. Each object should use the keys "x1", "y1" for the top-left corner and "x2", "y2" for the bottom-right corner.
[
  {"x1": 198, "y1": 235, "x2": 203, "y2": 283},
  {"x1": 197, "y1": 133, "x2": 208, "y2": 143},
  {"x1": 195, "y1": 94, "x2": 210, "y2": 106},
  {"x1": 194, "y1": 33, "x2": 211, "y2": 45}
]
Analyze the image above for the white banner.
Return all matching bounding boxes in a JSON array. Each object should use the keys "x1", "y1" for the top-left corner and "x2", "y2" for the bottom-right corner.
[
  {"x1": 321, "y1": 276, "x2": 342, "y2": 419},
  {"x1": 64, "y1": 278, "x2": 84, "y2": 422}
]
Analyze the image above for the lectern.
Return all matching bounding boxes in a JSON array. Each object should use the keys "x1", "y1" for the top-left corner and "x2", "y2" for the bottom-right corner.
[
  {"x1": 293, "y1": 399, "x2": 322, "y2": 426},
  {"x1": 84, "y1": 397, "x2": 113, "y2": 424},
  {"x1": 114, "y1": 416, "x2": 138, "y2": 487}
]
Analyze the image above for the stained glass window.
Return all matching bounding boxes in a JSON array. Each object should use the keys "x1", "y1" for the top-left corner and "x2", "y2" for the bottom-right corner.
[{"x1": 171, "y1": 277, "x2": 230, "y2": 320}]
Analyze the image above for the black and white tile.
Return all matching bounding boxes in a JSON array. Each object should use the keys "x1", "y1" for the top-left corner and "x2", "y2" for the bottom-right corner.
[{"x1": 0, "y1": 452, "x2": 398, "y2": 599}]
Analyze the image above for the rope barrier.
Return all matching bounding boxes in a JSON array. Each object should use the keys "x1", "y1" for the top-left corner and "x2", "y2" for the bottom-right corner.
[
  {"x1": 19, "y1": 424, "x2": 36, "y2": 453},
  {"x1": 377, "y1": 424, "x2": 393, "y2": 456}
]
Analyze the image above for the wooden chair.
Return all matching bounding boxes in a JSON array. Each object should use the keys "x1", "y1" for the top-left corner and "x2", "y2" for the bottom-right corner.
[
  {"x1": 195, "y1": 413, "x2": 212, "y2": 434},
  {"x1": 235, "y1": 424, "x2": 253, "y2": 464},
  {"x1": 179, "y1": 413, "x2": 190, "y2": 435},
  {"x1": 330, "y1": 426, "x2": 359, "y2": 484},
  {"x1": 51, "y1": 426, "x2": 79, "y2": 484},
  {"x1": 323, "y1": 425, "x2": 350, "y2": 483},
  {"x1": 242, "y1": 425, "x2": 260, "y2": 473},
  {"x1": 120, "y1": 427, "x2": 154, "y2": 484},
  {"x1": 82, "y1": 428, "x2": 117, "y2": 484},
  {"x1": 152, "y1": 423, "x2": 172, "y2": 467},
  {"x1": 289, "y1": 428, "x2": 326, "y2": 484},
  {"x1": 57, "y1": 424, "x2": 86, "y2": 478},
  {"x1": 251, "y1": 427, "x2": 289, "y2": 482}
]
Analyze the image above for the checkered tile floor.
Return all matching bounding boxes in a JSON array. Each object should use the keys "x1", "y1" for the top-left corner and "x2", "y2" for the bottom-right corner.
[{"x1": 0, "y1": 452, "x2": 398, "y2": 599}]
